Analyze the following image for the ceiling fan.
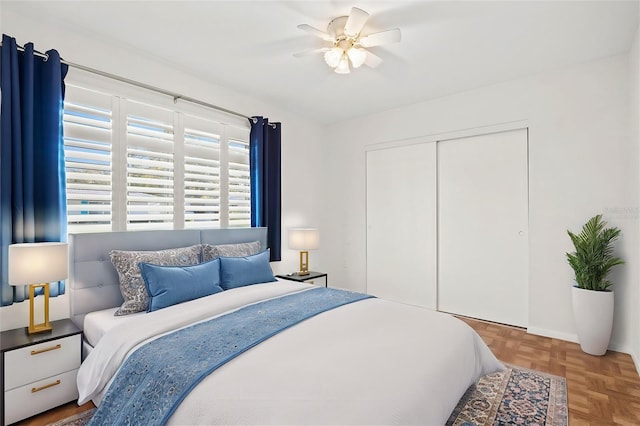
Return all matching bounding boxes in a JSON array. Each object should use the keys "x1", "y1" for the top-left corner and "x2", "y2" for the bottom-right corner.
[{"x1": 294, "y1": 7, "x2": 401, "y2": 74}]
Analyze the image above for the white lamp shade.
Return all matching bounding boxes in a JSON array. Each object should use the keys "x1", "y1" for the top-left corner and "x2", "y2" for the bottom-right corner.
[
  {"x1": 347, "y1": 47, "x2": 367, "y2": 68},
  {"x1": 288, "y1": 229, "x2": 320, "y2": 250},
  {"x1": 334, "y1": 55, "x2": 351, "y2": 74},
  {"x1": 324, "y1": 47, "x2": 343, "y2": 68},
  {"x1": 8, "y1": 242, "x2": 69, "y2": 285}
]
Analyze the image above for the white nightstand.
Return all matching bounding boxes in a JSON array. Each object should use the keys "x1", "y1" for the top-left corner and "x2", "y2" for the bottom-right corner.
[{"x1": 1, "y1": 319, "x2": 82, "y2": 425}]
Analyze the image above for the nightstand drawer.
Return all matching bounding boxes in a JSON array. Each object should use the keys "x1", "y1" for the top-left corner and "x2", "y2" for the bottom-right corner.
[
  {"x1": 4, "y1": 368, "x2": 79, "y2": 425},
  {"x1": 4, "y1": 334, "x2": 81, "y2": 390}
]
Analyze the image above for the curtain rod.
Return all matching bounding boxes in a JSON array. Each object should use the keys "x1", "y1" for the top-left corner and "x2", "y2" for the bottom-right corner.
[{"x1": 4, "y1": 43, "x2": 251, "y2": 121}]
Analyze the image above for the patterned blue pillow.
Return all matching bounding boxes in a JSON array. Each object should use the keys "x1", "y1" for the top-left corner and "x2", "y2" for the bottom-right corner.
[
  {"x1": 139, "y1": 258, "x2": 223, "y2": 312},
  {"x1": 110, "y1": 245, "x2": 202, "y2": 316},
  {"x1": 202, "y1": 241, "x2": 261, "y2": 261},
  {"x1": 219, "y1": 249, "x2": 276, "y2": 290}
]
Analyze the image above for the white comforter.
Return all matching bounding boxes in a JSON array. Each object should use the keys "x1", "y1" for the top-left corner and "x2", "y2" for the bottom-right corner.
[{"x1": 77, "y1": 281, "x2": 503, "y2": 425}]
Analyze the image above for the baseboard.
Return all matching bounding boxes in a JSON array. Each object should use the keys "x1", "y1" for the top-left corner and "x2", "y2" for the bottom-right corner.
[
  {"x1": 608, "y1": 341, "x2": 631, "y2": 354},
  {"x1": 631, "y1": 351, "x2": 640, "y2": 376},
  {"x1": 527, "y1": 327, "x2": 634, "y2": 357},
  {"x1": 527, "y1": 326, "x2": 578, "y2": 344}
]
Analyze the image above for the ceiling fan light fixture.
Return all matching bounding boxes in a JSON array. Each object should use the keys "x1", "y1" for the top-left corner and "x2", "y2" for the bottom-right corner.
[
  {"x1": 296, "y1": 7, "x2": 401, "y2": 74},
  {"x1": 347, "y1": 47, "x2": 367, "y2": 68},
  {"x1": 335, "y1": 55, "x2": 351, "y2": 74},
  {"x1": 324, "y1": 47, "x2": 343, "y2": 68}
]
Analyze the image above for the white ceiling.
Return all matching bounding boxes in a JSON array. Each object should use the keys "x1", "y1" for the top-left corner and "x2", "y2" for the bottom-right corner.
[{"x1": 3, "y1": 1, "x2": 639, "y2": 124}]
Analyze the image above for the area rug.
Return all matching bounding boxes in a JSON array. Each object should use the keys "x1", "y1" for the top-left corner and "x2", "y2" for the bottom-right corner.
[
  {"x1": 446, "y1": 365, "x2": 568, "y2": 426},
  {"x1": 50, "y1": 366, "x2": 567, "y2": 426},
  {"x1": 47, "y1": 409, "x2": 95, "y2": 426}
]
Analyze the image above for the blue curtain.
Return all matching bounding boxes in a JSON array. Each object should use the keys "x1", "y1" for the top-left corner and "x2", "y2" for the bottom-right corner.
[
  {"x1": 1, "y1": 34, "x2": 69, "y2": 306},
  {"x1": 249, "y1": 116, "x2": 281, "y2": 261}
]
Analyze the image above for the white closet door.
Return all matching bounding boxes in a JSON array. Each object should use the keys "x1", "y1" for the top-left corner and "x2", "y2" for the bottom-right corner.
[
  {"x1": 366, "y1": 143, "x2": 437, "y2": 309},
  {"x1": 437, "y1": 129, "x2": 528, "y2": 327}
]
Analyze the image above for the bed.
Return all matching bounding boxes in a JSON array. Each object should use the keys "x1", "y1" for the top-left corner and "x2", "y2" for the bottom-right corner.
[{"x1": 70, "y1": 228, "x2": 504, "y2": 425}]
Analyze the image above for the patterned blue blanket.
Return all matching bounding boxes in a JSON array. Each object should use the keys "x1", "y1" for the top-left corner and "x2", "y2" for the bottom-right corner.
[{"x1": 88, "y1": 287, "x2": 373, "y2": 426}]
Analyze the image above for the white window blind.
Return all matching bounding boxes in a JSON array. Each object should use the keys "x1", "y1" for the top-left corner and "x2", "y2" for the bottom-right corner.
[
  {"x1": 125, "y1": 102, "x2": 175, "y2": 230},
  {"x1": 228, "y1": 127, "x2": 251, "y2": 228},
  {"x1": 63, "y1": 87, "x2": 113, "y2": 233},
  {"x1": 183, "y1": 115, "x2": 221, "y2": 229},
  {"x1": 63, "y1": 82, "x2": 251, "y2": 233}
]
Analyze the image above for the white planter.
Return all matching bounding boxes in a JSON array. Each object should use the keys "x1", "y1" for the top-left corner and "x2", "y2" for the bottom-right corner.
[{"x1": 571, "y1": 286, "x2": 614, "y2": 356}]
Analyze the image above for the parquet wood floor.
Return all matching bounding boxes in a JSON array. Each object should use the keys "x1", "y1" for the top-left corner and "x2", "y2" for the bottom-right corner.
[
  {"x1": 459, "y1": 316, "x2": 640, "y2": 425},
  {"x1": 15, "y1": 317, "x2": 640, "y2": 425}
]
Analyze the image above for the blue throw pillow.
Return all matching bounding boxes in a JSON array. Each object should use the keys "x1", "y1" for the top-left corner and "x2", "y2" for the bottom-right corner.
[
  {"x1": 139, "y1": 258, "x2": 223, "y2": 312},
  {"x1": 219, "y1": 249, "x2": 277, "y2": 290}
]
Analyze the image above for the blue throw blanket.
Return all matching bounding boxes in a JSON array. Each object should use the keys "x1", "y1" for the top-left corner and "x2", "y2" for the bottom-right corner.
[{"x1": 88, "y1": 287, "x2": 373, "y2": 426}]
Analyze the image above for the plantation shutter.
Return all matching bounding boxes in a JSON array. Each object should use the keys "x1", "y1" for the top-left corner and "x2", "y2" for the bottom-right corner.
[
  {"x1": 227, "y1": 126, "x2": 251, "y2": 228},
  {"x1": 183, "y1": 115, "x2": 222, "y2": 228},
  {"x1": 63, "y1": 87, "x2": 113, "y2": 233},
  {"x1": 125, "y1": 101, "x2": 174, "y2": 230},
  {"x1": 63, "y1": 81, "x2": 252, "y2": 232}
]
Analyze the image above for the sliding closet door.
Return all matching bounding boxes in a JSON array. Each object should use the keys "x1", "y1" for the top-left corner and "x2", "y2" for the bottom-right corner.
[
  {"x1": 438, "y1": 129, "x2": 528, "y2": 327},
  {"x1": 366, "y1": 143, "x2": 437, "y2": 309}
]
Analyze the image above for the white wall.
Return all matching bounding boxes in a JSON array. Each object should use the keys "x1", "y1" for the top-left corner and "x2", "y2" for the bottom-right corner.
[
  {"x1": 2, "y1": 8, "x2": 638, "y2": 364},
  {"x1": 325, "y1": 54, "x2": 638, "y2": 355},
  {"x1": 631, "y1": 24, "x2": 640, "y2": 369},
  {"x1": 0, "y1": 9, "x2": 326, "y2": 331}
]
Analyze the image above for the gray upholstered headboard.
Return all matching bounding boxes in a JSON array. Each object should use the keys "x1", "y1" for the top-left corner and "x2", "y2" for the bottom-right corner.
[{"x1": 69, "y1": 228, "x2": 268, "y2": 329}]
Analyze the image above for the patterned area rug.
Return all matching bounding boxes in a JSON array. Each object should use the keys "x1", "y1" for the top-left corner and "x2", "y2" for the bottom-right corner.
[
  {"x1": 47, "y1": 409, "x2": 95, "y2": 426},
  {"x1": 50, "y1": 366, "x2": 567, "y2": 426},
  {"x1": 446, "y1": 365, "x2": 568, "y2": 426}
]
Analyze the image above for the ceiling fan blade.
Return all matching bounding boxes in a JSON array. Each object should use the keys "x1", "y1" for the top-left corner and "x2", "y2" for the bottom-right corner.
[
  {"x1": 364, "y1": 50, "x2": 383, "y2": 68},
  {"x1": 344, "y1": 7, "x2": 370, "y2": 37},
  {"x1": 297, "y1": 24, "x2": 335, "y2": 42},
  {"x1": 293, "y1": 48, "x2": 330, "y2": 58},
  {"x1": 359, "y1": 28, "x2": 401, "y2": 48}
]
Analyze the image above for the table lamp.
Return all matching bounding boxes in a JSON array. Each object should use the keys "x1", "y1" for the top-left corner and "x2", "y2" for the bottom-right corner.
[
  {"x1": 288, "y1": 228, "x2": 320, "y2": 276},
  {"x1": 8, "y1": 242, "x2": 69, "y2": 334}
]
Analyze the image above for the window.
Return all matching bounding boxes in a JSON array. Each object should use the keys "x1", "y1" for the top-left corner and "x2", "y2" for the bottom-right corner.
[
  {"x1": 228, "y1": 131, "x2": 251, "y2": 228},
  {"x1": 125, "y1": 103, "x2": 175, "y2": 230},
  {"x1": 183, "y1": 115, "x2": 221, "y2": 229},
  {"x1": 63, "y1": 90, "x2": 113, "y2": 233},
  {"x1": 63, "y1": 84, "x2": 250, "y2": 233}
]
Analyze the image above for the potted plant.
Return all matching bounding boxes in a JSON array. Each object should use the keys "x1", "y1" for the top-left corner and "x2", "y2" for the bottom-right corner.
[{"x1": 566, "y1": 214, "x2": 624, "y2": 356}]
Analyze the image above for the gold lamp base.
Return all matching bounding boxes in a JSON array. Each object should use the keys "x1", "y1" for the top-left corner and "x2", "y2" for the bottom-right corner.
[
  {"x1": 28, "y1": 283, "x2": 52, "y2": 334},
  {"x1": 298, "y1": 250, "x2": 310, "y2": 276}
]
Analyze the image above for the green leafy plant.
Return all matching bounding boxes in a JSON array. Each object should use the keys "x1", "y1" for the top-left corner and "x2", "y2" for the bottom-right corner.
[{"x1": 566, "y1": 214, "x2": 624, "y2": 291}]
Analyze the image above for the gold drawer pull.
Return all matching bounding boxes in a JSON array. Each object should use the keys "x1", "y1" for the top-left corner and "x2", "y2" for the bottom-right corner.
[
  {"x1": 31, "y1": 344, "x2": 61, "y2": 355},
  {"x1": 31, "y1": 379, "x2": 61, "y2": 393}
]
